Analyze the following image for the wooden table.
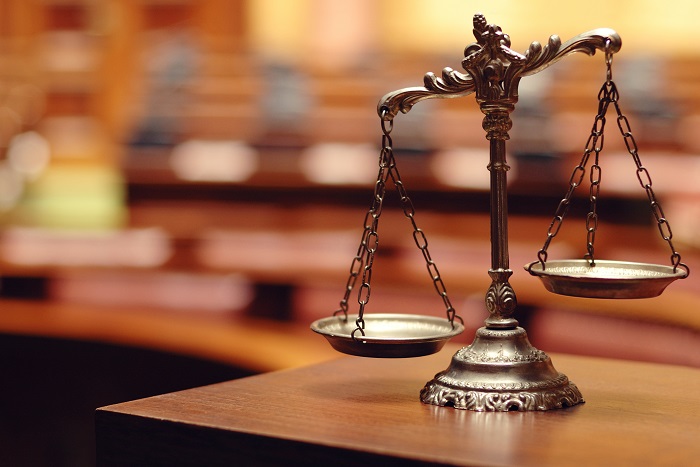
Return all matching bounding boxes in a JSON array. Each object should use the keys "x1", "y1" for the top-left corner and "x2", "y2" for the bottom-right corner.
[{"x1": 96, "y1": 345, "x2": 700, "y2": 466}]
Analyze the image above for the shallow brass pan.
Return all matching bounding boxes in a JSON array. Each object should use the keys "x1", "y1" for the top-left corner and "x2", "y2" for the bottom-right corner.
[
  {"x1": 311, "y1": 313, "x2": 464, "y2": 358},
  {"x1": 526, "y1": 259, "x2": 688, "y2": 299}
]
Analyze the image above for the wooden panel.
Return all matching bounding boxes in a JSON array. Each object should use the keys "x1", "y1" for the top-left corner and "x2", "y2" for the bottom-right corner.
[{"x1": 0, "y1": 299, "x2": 338, "y2": 372}]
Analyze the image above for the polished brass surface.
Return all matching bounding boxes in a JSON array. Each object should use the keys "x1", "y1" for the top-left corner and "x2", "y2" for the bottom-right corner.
[
  {"x1": 311, "y1": 314, "x2": 464, "y2": 358},
  {"x1": 313, "y1": 13, "x2": 683, "y2": 411},
  {"x1": 526, "y1": 259, "x2": 687, "y2": 299},
  {"x1": 376, "y1": 14, "x2": 619, "y2": 411},
  {"x1": 420, "y1": 327, "x2": 583, "y2": 411}
]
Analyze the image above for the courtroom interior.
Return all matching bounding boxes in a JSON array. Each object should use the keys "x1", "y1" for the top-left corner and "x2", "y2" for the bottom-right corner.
[{"x1": 0, "y1": 1, "x2": 698, "y2": 466}]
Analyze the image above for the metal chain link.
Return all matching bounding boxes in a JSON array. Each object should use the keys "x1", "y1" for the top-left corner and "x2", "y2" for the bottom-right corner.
[
  {"x1": 607, "y1": 82, "x2": 689, "y2": 276},
  {"x1": 530, "y1": 44, "x2": 689, "y2": 277},
  {"x1": 583, "y1": 86, "x2": 608, "y2": 265},
  {"x1": 333, "y1": 120, "x2": 392, "y2": 337},
  {"x1": 529, "y1": 77, "x2": 611, "y2": 270},
  {"x1": 334, "y1": 109, "x2": 462, "y2": 339}
]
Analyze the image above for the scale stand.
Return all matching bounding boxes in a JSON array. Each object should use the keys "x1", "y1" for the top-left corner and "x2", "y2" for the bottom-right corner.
[{"x1": 311, "y1": 13, "x2": 688, "y2": 411}]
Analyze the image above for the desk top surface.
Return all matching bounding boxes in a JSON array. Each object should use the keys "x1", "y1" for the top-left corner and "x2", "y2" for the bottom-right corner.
[{"x1": 98, "y1": 345, "x2": 700, "y2": 466}]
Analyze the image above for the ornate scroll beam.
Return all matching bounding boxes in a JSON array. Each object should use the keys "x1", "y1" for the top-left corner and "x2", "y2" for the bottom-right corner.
[
  {"x1": 377, "y1": 27, "x2": 621, "y2": 120},
  {"x1": 377, "y1": 68, "x2": 475, "y2": 120}
]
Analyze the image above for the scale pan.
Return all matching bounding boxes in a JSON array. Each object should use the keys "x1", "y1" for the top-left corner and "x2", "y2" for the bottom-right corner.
[
  {"x1": 527, "y1": 259, "x2": 687, "y2": 299},
  {"x1": 310, "y1": 313, "x2": 464, "y2": 358}
]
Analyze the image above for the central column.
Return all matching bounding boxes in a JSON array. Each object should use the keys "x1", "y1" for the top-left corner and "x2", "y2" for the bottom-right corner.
[
  {"x1": 419, "y1": 13, "x2": 584, "y2": 411},
  {"x1": 483, "y1": 108, "x2": 518, "y2": 329}
]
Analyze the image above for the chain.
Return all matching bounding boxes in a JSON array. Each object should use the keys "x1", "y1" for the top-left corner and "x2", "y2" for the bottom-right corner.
[
  {"x1": 333, "y1": 119, "x2": 392, "y2": 338},
  {"x1": 606, "y1": 76, "x2": 689, "y2": 275},
  {"x1": 385, "y1": 117, "x2": 462, "y2": 330},
  {"x1": 530, "y1": 43, "x2": 689, "y2": 277},
  {"x1": 334, "y1": 109, "x2": 462, "y2": 339},
  {"x1": 529, "y1": 72, "x2": 611, "y2": 270},
  {"x1": 583, "y1": 79, "x2": 613, "y2": 266}
]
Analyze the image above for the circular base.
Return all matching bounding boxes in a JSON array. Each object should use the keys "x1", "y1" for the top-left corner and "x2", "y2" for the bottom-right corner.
[
  {"x1": 420, "y1": 327, "x2": 584, "y2": 411},
  {"x1": 310, "y1": 314, "x2": 464, "y2": 358}
]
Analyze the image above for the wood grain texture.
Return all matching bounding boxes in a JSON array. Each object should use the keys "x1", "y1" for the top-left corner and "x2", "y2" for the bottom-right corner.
[{"x1": 97, "y1": 345, "x2": 700, "y2": 466}]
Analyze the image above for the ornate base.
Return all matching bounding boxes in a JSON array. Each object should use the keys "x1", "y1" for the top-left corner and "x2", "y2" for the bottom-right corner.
[{"x1": 421, "y1": 327, "x2": 584, "y2": 411}]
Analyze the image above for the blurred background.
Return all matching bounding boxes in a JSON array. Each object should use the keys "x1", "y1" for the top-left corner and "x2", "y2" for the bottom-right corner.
[{"x1": 0, "y1": 0, "x2": 699, "y2": 465}]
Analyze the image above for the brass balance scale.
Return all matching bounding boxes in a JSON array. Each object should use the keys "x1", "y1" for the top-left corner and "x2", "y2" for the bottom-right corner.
[{"x1": 311, "y1": 13, "x2": 689, "y2": 412}]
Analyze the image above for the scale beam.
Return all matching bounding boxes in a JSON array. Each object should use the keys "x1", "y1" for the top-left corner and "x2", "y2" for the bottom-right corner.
[{"x1": 378, "y1": 16, "x2": 620, "y2": 119}]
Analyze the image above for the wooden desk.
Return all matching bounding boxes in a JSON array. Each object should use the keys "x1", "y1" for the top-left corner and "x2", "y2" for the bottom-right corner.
[{"x1": 96, "y1": 345, "x2": 700, "y2": 466}]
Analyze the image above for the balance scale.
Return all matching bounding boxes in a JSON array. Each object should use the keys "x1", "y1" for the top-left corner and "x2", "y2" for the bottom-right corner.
[{"x1": 311, "y1": 13, "x2": 689, "y2": 412}]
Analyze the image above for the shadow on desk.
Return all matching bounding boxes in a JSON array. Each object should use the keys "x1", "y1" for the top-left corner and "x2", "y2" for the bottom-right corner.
[{"x1": 0, "y1": 334, "x2": 253, "y2": 467}]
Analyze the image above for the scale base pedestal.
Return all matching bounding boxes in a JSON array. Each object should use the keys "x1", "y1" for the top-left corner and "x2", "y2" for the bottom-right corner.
[{"x1": 421, "y1": 326, "x2": 584, "y2": 411}]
